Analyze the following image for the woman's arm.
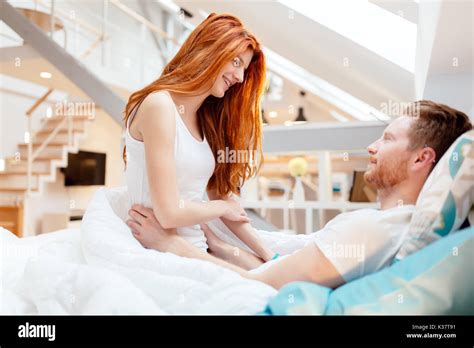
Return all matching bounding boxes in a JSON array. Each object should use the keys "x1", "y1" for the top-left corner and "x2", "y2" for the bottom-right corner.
[
  {"x1": 135, "y1": 92, "x2": 248, "y2": 229},
  {"x1": 168, "y1": 235, "x2": 345, "y2": 290},
  {"x1": 128, "y1": 204, "x2": 345, "y2": 290},
  {"x1": 126, "y1": 205, "x2": 249, "y2": 277},
  {"x1": 207, "y1": 189, "x2": 274, "y2": 261},
  {"x1": 201, "y1": 222, "x2": 265, "y2": 270}
]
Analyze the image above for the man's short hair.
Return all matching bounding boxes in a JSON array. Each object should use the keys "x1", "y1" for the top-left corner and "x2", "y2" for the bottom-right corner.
[{"x1": 404, "y1": 100, "x2": 472, "y2": 164}]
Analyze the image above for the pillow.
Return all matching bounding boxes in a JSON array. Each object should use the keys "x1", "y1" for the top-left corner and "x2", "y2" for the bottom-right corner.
[
  {"x1": 326, "y1": 227, "x2": 473, "y2": 315},
  {"x1": 395, "y1": 130, "x2": 473, "y2": 260}
]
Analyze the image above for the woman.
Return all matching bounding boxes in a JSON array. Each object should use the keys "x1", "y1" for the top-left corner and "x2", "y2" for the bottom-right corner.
[{"x1": 123, "y1": 13, "x2": 275, "y2": 262}]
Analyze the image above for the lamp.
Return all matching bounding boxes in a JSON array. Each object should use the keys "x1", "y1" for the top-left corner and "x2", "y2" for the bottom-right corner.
[
  {"x1": 261, "y1": 109, "x2": 269, "y2": 125},
  {"x1": 294, "y1": 91, "x2": 307, "y2": 124}
]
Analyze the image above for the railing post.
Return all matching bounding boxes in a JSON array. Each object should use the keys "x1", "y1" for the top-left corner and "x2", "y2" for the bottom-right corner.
[
  {"x1": 68, "y1": 112, "x2": 72, "y2": 147},
  {"x1": 318, "y1": 150, "x2": 332, "y2": 227},
  {"x1": 305, "y1": 207, "x2": 313, "y2": 234},
  {"x1": 26, "y1": 116, "x2": 32, "y2": 195},
  {"x1": 283, "y1": 206, "x2": 289, "y2": 231}
]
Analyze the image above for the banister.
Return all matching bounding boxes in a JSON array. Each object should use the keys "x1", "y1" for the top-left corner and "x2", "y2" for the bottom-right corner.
[
  {"x1": 109, "y1": 0, "x2": 178, "y2": 45},
  {"x1": 26, "y1": 88, "x2": 53, "y2": 117}
]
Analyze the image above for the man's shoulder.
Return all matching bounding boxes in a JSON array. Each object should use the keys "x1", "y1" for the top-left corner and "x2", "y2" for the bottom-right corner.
[
  {"x1": 329, "y1": 209, "x2": 380, "y2": 224},
  {"x1": 326, "y1": 205, "x2": 415, "y2": 230}
]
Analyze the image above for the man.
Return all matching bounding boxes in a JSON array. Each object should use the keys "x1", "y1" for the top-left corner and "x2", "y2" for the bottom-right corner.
[{"x1": 126, "y1": 100, "x2": 472, "y2": 289}]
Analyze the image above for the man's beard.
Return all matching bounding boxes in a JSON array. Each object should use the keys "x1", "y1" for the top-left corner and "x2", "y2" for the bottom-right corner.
[{"x1": 364, "y1": 156, "x2": 409, "y2": 190}]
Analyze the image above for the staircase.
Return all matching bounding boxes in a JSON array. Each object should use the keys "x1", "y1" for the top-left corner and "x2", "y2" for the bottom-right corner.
[
  {"x1": 0, "y1": 2, "x2": 126, "y2": 210},
  {"x1": 0, "y1": 0, "x2": 184, "y2": 235},
  {"x1": 0, "y1": 114, "x2": 93, "y2": 196}
]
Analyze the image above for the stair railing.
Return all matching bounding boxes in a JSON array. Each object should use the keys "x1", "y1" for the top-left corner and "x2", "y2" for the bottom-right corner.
[
  {"x1": 13, "y1": 0, "x2": 186, "y2": 193},
  {"x1": 22, "y1": 24, "x2": 106, "y2": 194}
]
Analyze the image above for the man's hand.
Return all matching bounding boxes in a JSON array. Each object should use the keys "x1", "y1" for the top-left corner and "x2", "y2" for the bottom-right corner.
[
  {"x1": 126, "y1": 204, "x2": 178, "y2": 252},
  {"x1": 127, "y1": 206, "x2": 251, "y2": 278},
  {"x1": 201, "y1": 223, "x2": 265, "y2": 270}
]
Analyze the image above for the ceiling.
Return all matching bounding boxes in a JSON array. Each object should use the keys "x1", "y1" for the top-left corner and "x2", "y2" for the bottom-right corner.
[
  {"x1": 428, "y1": 0, "x2": 473, "y2": 75},
  {"x1": 3, "y1": 0, "x2": 471, "y2": 126},
  {"x1": 175, "y1": 0, "x2": 416, "y2": 114},
  {"x1": 0, "y1": 45, "x2": 131, "y2": 100}
]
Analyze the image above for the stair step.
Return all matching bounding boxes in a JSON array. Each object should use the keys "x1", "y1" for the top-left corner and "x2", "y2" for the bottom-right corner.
[
  {"x1": 5, "y1": 159, "x2": 52, "y2": 173},
  {"x1": 18, "y1": 142, "x2": 66, "y2": 147},
  {"x1": 39, "y1": 122, "x2": 86, "y2": 133},
  {"x1": 0, "y1": 170, "x2": 49, "y2": 175},
  {"x1": 19, "y1": 145, "x2": 64, "y2": 159},
  {"x1": 9, "y1": 154, "x2": 63, "y2": 161},
  {"x1": 0, "y1": 174, "x2": 39, "y2": 190},
  {"x1": 45, "y1": 115, "x2": 92, "y2": 122},
  {"x1": 21, "y1": 155, "x2": 63, "y2": 161},
  {"x1": 0, "y1": 187, "x2": 39, "y2": 192},
  {"x1": 34, "y1": 130, "x2": 84, "y2": 143}
]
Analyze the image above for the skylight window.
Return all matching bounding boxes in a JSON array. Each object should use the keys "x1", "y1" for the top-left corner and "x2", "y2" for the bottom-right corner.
[
  {"x1": 264, "y1": 47, "x2": 391, "y2": 122},
  {"x1": 278, "y1": 0, "x2": 417, "y2": 73},
  {"x1": 265, "y1": 72, "x2": 284, "y2": 101}
]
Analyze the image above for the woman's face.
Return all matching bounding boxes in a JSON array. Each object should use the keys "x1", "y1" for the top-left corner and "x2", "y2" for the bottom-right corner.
[{"x1": 210, "y1": 48, "x2": 253, "y2": 98}]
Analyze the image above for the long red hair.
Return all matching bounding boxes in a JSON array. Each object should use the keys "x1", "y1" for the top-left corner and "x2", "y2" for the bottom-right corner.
[{"x1": 123, "y1": 13, "x2": 266, "y2": 198}]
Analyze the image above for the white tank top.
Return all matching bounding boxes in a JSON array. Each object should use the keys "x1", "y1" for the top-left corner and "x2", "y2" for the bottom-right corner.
[{"x1": 125, "y1": 91, "x2": 215, "y2": 251}]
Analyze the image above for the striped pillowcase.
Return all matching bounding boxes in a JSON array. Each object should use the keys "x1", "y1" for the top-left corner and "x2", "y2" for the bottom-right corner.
[{"x1": 395, "y1": 130, "x2": 473, "y2": 261}]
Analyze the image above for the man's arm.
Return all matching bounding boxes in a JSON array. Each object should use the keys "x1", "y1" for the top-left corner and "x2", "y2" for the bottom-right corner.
[
  {"x1": 254, "y1": 242, "x2": 345, "y2": 289},
  {"x1": 169, "y1": 233, "x2": 345, "y2": 289},
  {"x1": 127, "y1": 204, "x2": 251, "y2": 277},
  {"x1": 128, "y1": 204, "x2": 345, "y2": 290},
  {"x1": 207, "y1": 189, "x2": 274, "y2": 261},
  {"x1": 166, "y1": 236, "x2": 252, "y2": 278},
  {"x1": 201, "y1": 223, "x2": 265, "y2": 270}
]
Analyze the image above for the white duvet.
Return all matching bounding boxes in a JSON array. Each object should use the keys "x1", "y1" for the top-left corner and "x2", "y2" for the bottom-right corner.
[{"x1": 1, "y1": 187, "x2": 313, "y2": 315}]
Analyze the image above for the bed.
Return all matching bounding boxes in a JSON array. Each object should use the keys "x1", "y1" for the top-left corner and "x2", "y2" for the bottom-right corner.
[
  {"x1": 2, "y1": 130, "x2": 472, "y2": 315},
  {"x1": 1, "y1": 185, "x2": 312, "y2": 315}
]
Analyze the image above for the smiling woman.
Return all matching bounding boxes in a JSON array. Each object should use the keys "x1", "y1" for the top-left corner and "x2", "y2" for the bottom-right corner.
[
  {"x1": 122, "y1": 13, "x2": 275, "y2": 261},
  {"x1": 123, "y1": 13, "x2": 266, "y2": 198}
]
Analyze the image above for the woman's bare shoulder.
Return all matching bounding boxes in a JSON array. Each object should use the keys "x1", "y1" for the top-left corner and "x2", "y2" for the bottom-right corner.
[
  {"x1": 134, "y1": 90, "x2": 176, "y2": 131},
  {"x1": 139, "y1": 90, "x2": 175, "y2": 113}
]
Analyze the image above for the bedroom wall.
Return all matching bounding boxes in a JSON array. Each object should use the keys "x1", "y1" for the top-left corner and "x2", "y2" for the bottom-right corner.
[
  {"x1": 423, "y1": 72, "x2": 474, "y2": 119},
  {"x1": 0, "y1": 77, "x2": 49, "y2": 158}
]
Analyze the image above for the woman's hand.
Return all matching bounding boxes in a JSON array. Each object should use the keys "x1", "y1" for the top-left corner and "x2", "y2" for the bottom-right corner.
[
  {"x1": 221, "y1": 198, "x2": 250, "y2": 223},
  {"x1": 127, "y1": 204, "x2": 179, "y2": 252}
]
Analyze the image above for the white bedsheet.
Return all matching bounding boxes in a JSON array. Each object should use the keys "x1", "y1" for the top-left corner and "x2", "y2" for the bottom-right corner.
[{"x1": 1, "y1": 187, "x2": 314, "y2": 315}]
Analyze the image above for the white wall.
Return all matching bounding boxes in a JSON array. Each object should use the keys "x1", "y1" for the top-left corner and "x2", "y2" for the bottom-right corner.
[
  {"x1": 416, "y1": 0, "x2": 473, "y2": 119},
  {"x1": 423, "y1": 72, "x2": 474, "y2": 119},
  {"x1": 0, "y1": 76, "x2": 52, "y2": 158},
  {"x1": 414, "y1": 0, "x2": 442, "y2": 99},
  {"x1": 25, "y1": 169, "x2": 70, "y2": 234}
]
